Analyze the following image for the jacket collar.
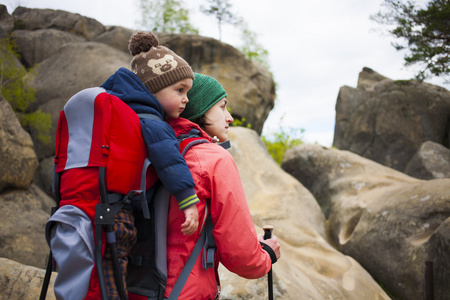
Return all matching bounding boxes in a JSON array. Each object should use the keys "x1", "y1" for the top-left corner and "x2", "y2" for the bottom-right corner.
[
  {"x1": 167, "y1": 117, "x2": 211, "y2": 140},
  {"x1": 167, "y1": 118, "x2": 231, "y2": 149},
  {"x1": 101, "y1": 67, "x2": 165, "y2": 119}
]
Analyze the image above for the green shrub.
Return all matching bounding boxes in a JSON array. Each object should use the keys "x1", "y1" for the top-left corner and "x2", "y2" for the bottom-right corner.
[
  {"x1": 231, "y1": 116, "x2": 252, "y2": 129},
  {"x1": 394, "y1": 79, "x2": 414, "y2": 86},
  {"x1": 228, "y1": 106, "x2": 252, "y2": 129},
  {"x1": 0, "y1": 37, "x2": 52, "y2": 144},
  {"x1": 229, "y1": 111, "x2": 302, "y2": 164},
  {"x1": 20, "y1": 110, "x2": 52, "y2": 144},
  {"x1": 262, "y1": 127, "x2": 304, "y2": 165}
]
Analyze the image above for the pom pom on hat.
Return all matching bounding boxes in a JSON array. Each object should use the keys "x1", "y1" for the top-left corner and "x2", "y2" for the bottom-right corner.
[
  {"x1": 128, "y1": 31, "x2": 194, "y2": 94},
  {"x1": 128, "y1": 31, "x2": 159, "y2": 56},
  {"x1": 182, "y1": 73, "x2": 228, "y2": 121}
]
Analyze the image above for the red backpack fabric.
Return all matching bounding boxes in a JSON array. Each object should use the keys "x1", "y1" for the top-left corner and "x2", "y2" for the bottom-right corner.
[{"x1": 54, "y1": 87, "x2": 156, "y2": 201}]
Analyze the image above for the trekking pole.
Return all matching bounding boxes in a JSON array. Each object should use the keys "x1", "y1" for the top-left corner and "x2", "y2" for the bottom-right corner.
[
  {"x1": 39, "y1": 251, "x2": 54, "y2": 300},
  {"x1": 425, "y1": 261, "x2": 434, "y2": 300},
  {"x1": 263, "y1": 225, "x2": 274, "y2": 300}
]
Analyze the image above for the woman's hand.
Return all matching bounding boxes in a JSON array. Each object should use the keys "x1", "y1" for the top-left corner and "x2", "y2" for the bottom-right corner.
[{"x1": 259, "y1": 234, "x2": 281, "y2": 260}]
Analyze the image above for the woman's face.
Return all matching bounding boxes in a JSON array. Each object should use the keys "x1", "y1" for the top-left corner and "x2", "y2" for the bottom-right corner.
[{"x1": 203, "y1": 98, "x2": 234, "y2": 142}]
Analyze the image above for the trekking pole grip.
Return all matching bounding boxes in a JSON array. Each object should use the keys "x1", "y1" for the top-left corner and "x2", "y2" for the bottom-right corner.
[{"x1": 263, "y1": 225, "x2": 273, "y2": 240}]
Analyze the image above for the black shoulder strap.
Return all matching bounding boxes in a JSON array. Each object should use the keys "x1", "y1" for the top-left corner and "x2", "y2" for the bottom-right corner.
[{"x1": 202, "y1": 215, "x2": 215, "y2": 269}]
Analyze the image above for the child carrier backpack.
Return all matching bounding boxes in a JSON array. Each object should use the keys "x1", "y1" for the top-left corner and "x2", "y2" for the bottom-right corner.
[
  {"x1": 39, "y1": 87, "x2": 215, "y2": 300},
  {"x1": 40, "y1": 87, "x2": 156, "y2": 300}
]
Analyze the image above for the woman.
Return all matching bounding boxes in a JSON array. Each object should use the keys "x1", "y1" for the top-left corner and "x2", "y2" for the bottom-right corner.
[{"x1": 165, "y1": 73, "x2": 281, "y2": 299}]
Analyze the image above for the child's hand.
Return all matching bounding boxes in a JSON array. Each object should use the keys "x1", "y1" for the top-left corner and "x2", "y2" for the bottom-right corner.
[{"x1": 181, "y1": 205, "x2": 199, "y2": 235}]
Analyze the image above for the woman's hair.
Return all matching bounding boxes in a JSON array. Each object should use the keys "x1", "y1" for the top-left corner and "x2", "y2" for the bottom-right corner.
[{"x1": 193, "y1": 115, "x2": 212, "y2": 131}]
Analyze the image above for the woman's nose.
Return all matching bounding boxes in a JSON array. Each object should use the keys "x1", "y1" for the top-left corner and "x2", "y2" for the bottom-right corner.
[{"x1": 226, "y1": 111, "x2": 234, "y2": 123}]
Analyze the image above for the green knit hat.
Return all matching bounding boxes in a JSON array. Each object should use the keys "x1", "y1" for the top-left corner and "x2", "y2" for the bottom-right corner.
[{"x1": 182, "y1": 73, "x2": 228, "y2": 121}]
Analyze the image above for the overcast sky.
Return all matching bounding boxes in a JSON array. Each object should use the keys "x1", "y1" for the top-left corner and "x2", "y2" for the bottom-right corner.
[{"x1": 3, "y1": 0, "x2": 448, "y2": 146}]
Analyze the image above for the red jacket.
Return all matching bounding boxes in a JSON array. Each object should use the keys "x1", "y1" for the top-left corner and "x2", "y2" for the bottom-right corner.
[{"x1": 165, "y1": 118, "x2": 272, "y2": 299}]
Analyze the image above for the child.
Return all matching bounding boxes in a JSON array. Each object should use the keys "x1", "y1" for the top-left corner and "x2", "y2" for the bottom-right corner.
[{"x1": 99, "y1": 31, "x2": 200, "y2": 298}]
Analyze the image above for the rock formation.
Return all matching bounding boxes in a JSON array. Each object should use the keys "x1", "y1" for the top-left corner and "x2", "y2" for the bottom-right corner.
[
  {"x1": 0, "y1": 97, "x2": 38, "y2": 192},
  {"x1": 0, "y1": 182, "x2": 54, "y2": 269},
  {"x1": 0, "y1": 258, "x2": 55, "y2": 300},
  {"x1": 282, "y1": 143, "x2": 450, "y2": 300},
  {"x1": 405, "y1": 140, "x2": 450, "y2": 180},
  {"x1": 333, "y1": 67, "x2": 450, "y2": 174},
  {"x1": 224, "y1": 128, "x2": 390, "y2": 300}
]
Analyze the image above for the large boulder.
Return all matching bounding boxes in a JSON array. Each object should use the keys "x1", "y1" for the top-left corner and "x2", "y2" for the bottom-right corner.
[
  {"x1": 94, "y1": 25, "x2": 135, "y2": 53},
  {"x1": 33, "y1": 157, "x2": 54, "y2": 197},
  {"x1": 159, "y1": 33, "x2": 275, "y2": 134},
  {"x1": 0, "y1": 258, "x2": 55, "y2": 300},
  {"x1": 333, "y1": 67, "x2": 450, "y2": 173},
  {"x1": 282, "y1": 143, "x2": 450, "y2": 300},
  {"x1": 405, "y1": 140, "x2": 450, "y2": 180},
  {"x1": 11, "y1": 6, "x2": 105, "y2": 40},
  {"x1": 223, "y1": 128, "x2": 390, "y2": 300},
  {"x1": 0, "y1": 184, "x2": 54, "y2": 269},
  {"x1": 12, "y1": 29, "x2": 84, "y2": 67},
  {"x1": 0, "y1": 97, "x2": 38, "y2": 193}
]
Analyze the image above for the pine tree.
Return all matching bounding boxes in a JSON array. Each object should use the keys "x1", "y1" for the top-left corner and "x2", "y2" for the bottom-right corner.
[
  {"x1": 371, "y1": 0, "x2": 450, "y2": 81},
  {"x1": 200, "y1": 0, "x2": 238, "y2": 40},
  {"x1": 137, "y1": 0, "x2": 198, "y2": 34}
]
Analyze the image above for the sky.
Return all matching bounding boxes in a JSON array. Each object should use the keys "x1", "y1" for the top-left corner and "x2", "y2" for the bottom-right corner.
[{"x1": 3, "y1": 0, "x2": 448, "y2": 147}]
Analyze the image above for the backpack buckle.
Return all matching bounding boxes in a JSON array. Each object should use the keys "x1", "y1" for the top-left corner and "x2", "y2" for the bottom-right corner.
[{"x1": 123, "y1": 190, "x2": 142, "y2": 205}]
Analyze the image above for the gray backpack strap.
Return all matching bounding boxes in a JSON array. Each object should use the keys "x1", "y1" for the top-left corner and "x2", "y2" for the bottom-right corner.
[
  {"x1": 138, "y1": 113, "x2": 162, "y2": 121},
  {"x1": 181, "y1": 138, "x2": 210, "y2": 156},
  {"x1": 139, "y1": 158, "x2": 151, "y2": 219},
  {"x1": 136, "y1": 112, "x2": 161, "y2": 218},
  {"x1": 168, "y1": 216, "x2": 213, "y2": 300}
]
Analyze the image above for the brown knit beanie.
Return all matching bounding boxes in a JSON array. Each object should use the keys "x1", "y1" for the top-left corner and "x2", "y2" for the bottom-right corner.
[{"x1": 128, "y1": 31, "x2": 194, "y2": 94}]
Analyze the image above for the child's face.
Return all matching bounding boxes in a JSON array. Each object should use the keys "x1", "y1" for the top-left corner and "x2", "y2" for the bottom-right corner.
[
  {"x1": 154, "y1": 78, "x2": 193, "y2": 119},
  {"x1": 203, "y1": 98, "x2": 234, "y2": 142}
]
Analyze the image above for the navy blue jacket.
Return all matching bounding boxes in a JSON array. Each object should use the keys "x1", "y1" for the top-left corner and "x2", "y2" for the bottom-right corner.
[{"x1": 101, "y1": 68, "x2": 198, "y2": 209}]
